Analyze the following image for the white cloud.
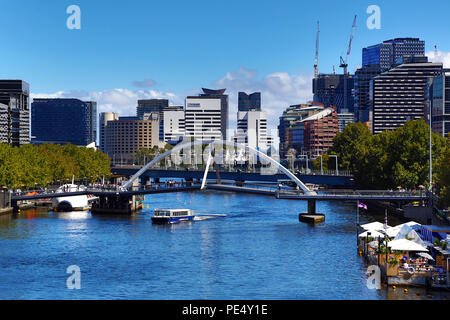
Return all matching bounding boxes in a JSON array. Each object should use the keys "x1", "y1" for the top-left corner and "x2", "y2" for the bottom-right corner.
[
  {"x1": 31, "y1": 88, "x2": 182, "y2": 117},
  {"x1": 31, "y1": 66, "x2": 314, "y2": 147},
  {"x1": 426, "y1": 50, "x2": 450, "y2": 68},
  {"x1": 213, "y1": 66, "x2": 313, "y2": 131}
]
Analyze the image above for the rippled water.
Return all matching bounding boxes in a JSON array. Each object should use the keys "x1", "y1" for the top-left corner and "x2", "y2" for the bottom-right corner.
[{"x1": 0, "y1": 191, "x2": 447, "y2": 300}]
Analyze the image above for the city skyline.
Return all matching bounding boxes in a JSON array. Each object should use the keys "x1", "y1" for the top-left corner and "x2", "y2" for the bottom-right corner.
[{"x1": 1, "y1": 0, "x2": 450, "y2": 132}]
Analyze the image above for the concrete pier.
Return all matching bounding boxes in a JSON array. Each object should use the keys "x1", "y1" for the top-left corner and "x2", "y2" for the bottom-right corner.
[
  {"x1": 91, "y1": 194, "x2": 144, "y2": 215},
  {"x1": 298, "y1": 200, "x2": 325, "y2": 224}
]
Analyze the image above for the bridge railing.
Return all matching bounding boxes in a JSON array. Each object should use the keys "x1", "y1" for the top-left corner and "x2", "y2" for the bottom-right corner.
[
  {"x1": 278, "y1": 189, "x2": 427, "y2": 198},
  {"x1": 112, "y1": 164, "x2": 353, "y2": 177}
]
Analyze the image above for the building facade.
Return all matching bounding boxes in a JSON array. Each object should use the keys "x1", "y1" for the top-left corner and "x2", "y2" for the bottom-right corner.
[
  {"x1": 356, "y1": 38, "x2": 425, "y2": 123},
  {"x1": 278, "y1": 103, "x2": 326, "y2": 158},
  {"x1": 99, "y1": 112, "x2": 119, "y2": 154},
  {"x1": 162, "y1": 108, "x2": 185, "y2": 144},
  {"x1": 303, "y1": 107, "x2": 338, "y2": 156},
  {"x1": 234, "y1": 110, "x2": 272, "y2": 151},
  {"x1": 354, "y1": 64, "x2": 382, "y2": 123},
  {"x1": 362, "y1": 38, "x2": 425, "y2": 71},
  {"x1": 312, "y1": 74, "x2": 354, "y2": 114},
  {"x1": 429, "y1": 73, "x2": 450, "y2": 137},
  {"x1": 31, "y1": 98, "x2": 96, "y2": 146},
  {"x1": 185, "y1": 88, "x2": 229, "y2": 141},
  {"x1": 0, "y1": 80, "x2": 30, "y2": 146},
  {"x1": 238, "y1": 92, "x2": 261, "y2": 112},
  {"x1": 370, "y1": 56, "x2": 443, "y2": 134},
  {"x1": 105, "y1": 114, "x2": 160, "y2": 164},
  {"x1": 337, "y1": 112, "x2": 355, "y2": 133}
]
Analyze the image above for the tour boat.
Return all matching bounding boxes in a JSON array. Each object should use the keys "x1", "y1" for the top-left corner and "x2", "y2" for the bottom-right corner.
[
  {"x1": 151, "y1": 209, "x2": 195, "y2": 224},
  {"x1": 52, "y1": 184, "x2": 91, "y2": 212}
]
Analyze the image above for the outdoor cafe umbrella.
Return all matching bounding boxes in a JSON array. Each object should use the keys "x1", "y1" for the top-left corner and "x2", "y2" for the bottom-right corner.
[
  {"x1": 359, "y1": 230, "x2": 385, "y2": 239},
  {"x1": 387, "y1": 239, "x2": 428, "y2": 252},
  {"x1": 360, "y1": 222, "x2": 389, "y2": 231},
  {"x1": 416, "y1": 252, "x2": 434, "y2": 261}
]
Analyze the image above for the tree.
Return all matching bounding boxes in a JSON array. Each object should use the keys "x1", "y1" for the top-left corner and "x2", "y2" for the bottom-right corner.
[{"x1": 435, "y1": 137, "x2": 450, "y2": 207}]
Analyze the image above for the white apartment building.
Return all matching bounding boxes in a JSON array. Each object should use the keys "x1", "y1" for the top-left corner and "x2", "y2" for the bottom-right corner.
[
  {"x1": 185, "y1": 97, "x2": 224, "y2": 141},
  {"x1": 99, "y1": 112, "x2": 119, "y2": 154},
  {"x1": 163, "y1": 109, "x2": 185, "y2": 143},
  {"x1": 234, "y1": 110, "x2": 272, "y2": 151}
]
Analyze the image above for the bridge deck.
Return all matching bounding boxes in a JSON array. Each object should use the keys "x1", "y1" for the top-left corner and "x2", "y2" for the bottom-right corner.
[{"x1": 11, "y1": 184, "x2": 428, "y2": 202}]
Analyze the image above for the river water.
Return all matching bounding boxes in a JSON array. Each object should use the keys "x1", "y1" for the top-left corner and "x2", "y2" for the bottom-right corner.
[{"x1": 0, "y1": 191, "x2": 448, "y2": 300}]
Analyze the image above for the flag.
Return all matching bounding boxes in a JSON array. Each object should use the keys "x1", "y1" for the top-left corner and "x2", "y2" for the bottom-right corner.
[{"x1": 358, "y1": 201, "x2": 368, "y2": 210}]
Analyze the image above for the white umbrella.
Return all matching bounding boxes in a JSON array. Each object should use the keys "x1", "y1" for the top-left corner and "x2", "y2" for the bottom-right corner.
[
  {"x1": 416, "y1": 252, "x2": 434, "y2": 261},
  {"x1": 361, "y1": 222, "x2": 389, "y2": 231},
  {"x1": 359, "y1": 230, "x2": 385, "y2": 239},
  {"x1": 388, "y1": 239, "x2": 428, "y2": 252}
]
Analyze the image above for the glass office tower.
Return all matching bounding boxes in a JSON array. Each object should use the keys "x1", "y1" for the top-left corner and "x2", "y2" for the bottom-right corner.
[{"x1": 31, "y1": 98, "x2": 96, "y2": 146}]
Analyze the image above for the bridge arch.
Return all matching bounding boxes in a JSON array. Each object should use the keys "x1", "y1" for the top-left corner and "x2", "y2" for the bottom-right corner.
[{"x1": 121, "y1": 140, "x2": 315, "y2": 195}]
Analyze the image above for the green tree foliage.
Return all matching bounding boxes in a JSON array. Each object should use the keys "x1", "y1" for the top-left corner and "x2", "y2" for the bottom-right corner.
[
  {"x1": 0, "y1": 143, "x2": 111, "y2": 189},
  {"x1": 435, "y1": 137, "x2": 450, "y2": 206},
  {"x1": 324, "y1": 119, "x2": 447, "y2": 191}
]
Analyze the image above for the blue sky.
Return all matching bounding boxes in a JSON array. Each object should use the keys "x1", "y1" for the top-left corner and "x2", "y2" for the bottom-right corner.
[{"x1": 1, "y1": 0, "x2": 449, "y2": 130}]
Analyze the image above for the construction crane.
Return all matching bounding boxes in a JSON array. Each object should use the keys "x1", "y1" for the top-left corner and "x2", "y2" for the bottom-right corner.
[
  {"x1": 314, "y1": 21, "x2": 320, "y2": 78},
  {"x1": 339, "y1": 15, "x2": 357, "y2": 113},
  {"x1": 339, "y1": 15, "x2": 357, "y2": 75}
]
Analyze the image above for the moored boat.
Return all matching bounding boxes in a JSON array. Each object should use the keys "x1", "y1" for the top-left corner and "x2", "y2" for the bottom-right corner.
[{"x1": 52, "y1": 184, "x2": 90, "y2": 212}]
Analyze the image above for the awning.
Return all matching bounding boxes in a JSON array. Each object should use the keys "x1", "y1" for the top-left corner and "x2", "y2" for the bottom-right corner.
[
  {"x1": 387, "y1": 239, "x2": 428, "y2": 252},
  {"x1": 359, "y1": 230, "x2": 385, "y2": 238},
  {"x1": 361, "y1": 222, "x2": 389, "y2": 231},
  {"x1": 416, "y1": 252, "x2": 434, "y2": 261}
]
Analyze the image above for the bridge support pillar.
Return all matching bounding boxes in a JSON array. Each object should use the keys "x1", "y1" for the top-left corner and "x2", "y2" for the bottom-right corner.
[
  {"x1": 299, "y1": 200, "x2": 325, "y2": 224},
  {"x1": 91, "y1": 194, "x2": 143, "y2": 215},
  {"x1": 307, "y1": 199, "x2": 316, "y2": 214}
]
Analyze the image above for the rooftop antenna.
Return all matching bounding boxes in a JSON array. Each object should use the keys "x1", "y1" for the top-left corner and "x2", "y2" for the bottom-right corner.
[
  {"x1": 314, "y1": 21, "x2": 320, "y2": 78},
  {"x1": 434, "y1": 45, "x2": 439, "y2": 62}
]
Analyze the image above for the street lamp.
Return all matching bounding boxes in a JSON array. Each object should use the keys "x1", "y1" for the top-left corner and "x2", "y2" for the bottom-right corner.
[
  {"x1": 329, "y1": 155, "x2": 338, "y2": 176},
  {"x1": 316, "y1": 153, "x2": 323, "y2": 175}
]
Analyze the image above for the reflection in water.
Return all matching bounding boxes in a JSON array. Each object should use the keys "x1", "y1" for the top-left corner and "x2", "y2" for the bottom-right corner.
[
  {"x1": 54, "y1": 211, "x2": 91, "y2": 220},
  {"x1": 0, "y1": 192, "x2": 449, "y2": 300}
]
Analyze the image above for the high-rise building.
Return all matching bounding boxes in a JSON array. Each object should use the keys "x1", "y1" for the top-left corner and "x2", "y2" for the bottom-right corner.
[
  {"x1": 99, "y1": 112, "x2": 119, "y2": 154},
  {"x1": 31, "y1": 98, "x2": 96, "y2": 146},
  {"x1": 370, "y1": 56, "x2": 443, "y2": 134},
  {"x1": 137, "y1": 99, "x2": 169, "y2": 119},
  {"x1": 137, "y1": 99, "x2": 169, "y2": 141},
  {"x1": 185, "y1": 88, "x2": 229, "y2": 141},
  {"x1": 278, "y1": 103, "x2": 325, "y2": 158},
  {"x1": 0, "y1": 103, "x2": 9, "y2": 144},
  {"x1": 356, "y1": 38, "x2": 425, "y2": 123},
  {"x1": 0, "y1": 80, "x2": 30, "y2": 146},
  {"x1": 86, "y1": 101, "x2": 97, "y2": 145},
  {"x1": 238, "y1": 92, "x2": 261, "y2": 112},
  {"x1": 234, "y1": 110, "x2": 272, "y2": 151},
  {"x1": 354, "y1": 64, "x2": 382, "y2": 123},
  {"x1": 162, "y1": 108, "x2": 185, "y2": 144},
  {"x1": 362, "y1": 38, "x2": 425, "y2": 71},
  {"x1": 312, "y1": 74, "x2": 354, "y2": 114},
  {"x1": 303, "y1": 106, "x2": 338, "y2": 156},
  {"x1": 105, "y1": 114, "x2": 160, "y2": 164},
  {"x1": 429, "y1": 72, "x2": 450, "y2": 137},
  {"x1": 337, "y1": 112, "x2": 355, "y2": 133}
]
